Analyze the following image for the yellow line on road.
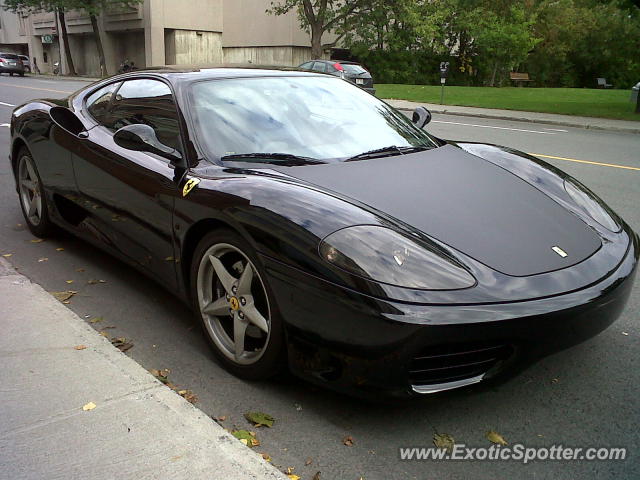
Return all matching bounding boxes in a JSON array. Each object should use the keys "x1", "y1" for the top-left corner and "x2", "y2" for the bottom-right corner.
[
  {"x1": 530, "y1": 153, "x2": 640, "y2": 172},
  {"x1": 0, "y1": 83, "x2": 73, "y2": 94}
]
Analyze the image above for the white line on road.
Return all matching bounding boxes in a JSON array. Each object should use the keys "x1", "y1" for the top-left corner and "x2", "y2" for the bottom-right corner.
[
  {"x1": 0, "y1": 101, "x2": 15, "y2": 107},
  {"x1": 431, "y1": 119, "x2": 557, "y2": 135},
  {"x1": 544, "y1": 128, "x2": 569, "y2": 132},
  {"x1": 1, "y1": 124, "x2": 9, "y2": 128}
]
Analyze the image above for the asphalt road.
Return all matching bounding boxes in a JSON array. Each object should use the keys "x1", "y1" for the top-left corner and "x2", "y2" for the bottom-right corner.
[{"x1": 1, "y1": 75, "x2": 638, "y2": 480}]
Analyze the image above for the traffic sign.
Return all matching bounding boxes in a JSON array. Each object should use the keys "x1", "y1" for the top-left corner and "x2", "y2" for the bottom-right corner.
[{"x1": 42, "y1": 34, "x2": 53, "y2": 44}]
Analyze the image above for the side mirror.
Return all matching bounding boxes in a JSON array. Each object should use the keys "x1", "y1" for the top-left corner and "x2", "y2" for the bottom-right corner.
[
  {"x1": 113, "y1": 124, "x2": 182, "y2": 163},
  {"x1": 50, "y1": 106, "x2": 87, "y2": 137},
  {"x1": 412, "y1": 106, "x2": 432, "y2": 129}
]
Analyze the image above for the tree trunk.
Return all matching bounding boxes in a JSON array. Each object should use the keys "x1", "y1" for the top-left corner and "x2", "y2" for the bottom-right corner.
[
  {"x1": 490, "y1": 62, "x2": 499, "y2": 87},
  {"x1": 90, "y1": 14, "x2": 107, "y2": 76},
  {"x1": 57, "y1": 8, "x2": 76, "y2": 76},
  {"x1": 310, "y1": 24, "x2": 323, "y2": 58}
]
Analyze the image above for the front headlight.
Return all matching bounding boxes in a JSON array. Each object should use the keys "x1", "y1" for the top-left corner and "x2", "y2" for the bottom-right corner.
[
  {"x1": 564, "y1": 178, "x2": 621, "y2": 232},
  {"x1": 319, "y1": 225, "x2": 476, "y2": 290}
]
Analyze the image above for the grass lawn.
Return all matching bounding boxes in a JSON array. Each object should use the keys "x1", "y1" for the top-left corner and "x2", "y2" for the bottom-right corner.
[{"x1": 376, "y1": 84, "x2": 639, "y2": 121}]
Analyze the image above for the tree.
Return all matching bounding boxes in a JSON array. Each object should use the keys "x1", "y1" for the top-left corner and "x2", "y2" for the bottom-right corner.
[
  {"x1": 4, "y1": 0, "x2": 77, "y2": 75},
  {"x1": 267, "y1": 0, "x2": 374, "y2": 58}
]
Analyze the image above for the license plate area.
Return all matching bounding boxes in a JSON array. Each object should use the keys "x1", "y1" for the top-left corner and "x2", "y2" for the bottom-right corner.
[{"x1": 355, "y1": 78, "x2": 364, "y2": 85}]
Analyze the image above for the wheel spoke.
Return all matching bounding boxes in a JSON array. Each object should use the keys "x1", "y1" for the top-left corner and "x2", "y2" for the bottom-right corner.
[
  {"x1": 21, "y1": 179, "x2": 36, "y2": 192},
  {"x1": 242, "y1": 300, "x2": 269, "y2": 333},
  {"x1": 233, "y1": 313, "x2": 248, "y2": 360},
  {"x1": 202, "y1": 296, "x2": 229, "y2": 317},
  {"x1": 25, "y1": 161, "x2": 37, "y2": 182},
  {"x1": 237, "y1": 263, "x2": 253, "y2": 296},
  {"x1": 35, "y1": 195, "x2": 42, "y2": 218},
  {"x1": 27, "y1": 197, "x2": 38, "y2": 217},
  {"x1": 209, "y1": 255, "x2": 236, "y2": 294}
]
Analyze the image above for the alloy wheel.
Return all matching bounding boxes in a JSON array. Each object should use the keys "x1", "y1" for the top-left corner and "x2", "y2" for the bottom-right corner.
[
  {"x1": 18, "y1": 155, "x2": 42, "y2": 227},
  {"x1": 196, "y1": 243, "x2": 271, "y2": 365}
]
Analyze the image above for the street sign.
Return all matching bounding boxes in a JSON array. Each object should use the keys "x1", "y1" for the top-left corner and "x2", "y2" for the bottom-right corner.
[{"x1": 42, "y1": 34, "x2": 53, "y2": 44}]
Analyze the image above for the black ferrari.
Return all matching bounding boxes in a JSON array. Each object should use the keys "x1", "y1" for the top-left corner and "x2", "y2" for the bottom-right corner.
[{"x1": 9, "y1": 67, "x2": 638, "y2": 398}]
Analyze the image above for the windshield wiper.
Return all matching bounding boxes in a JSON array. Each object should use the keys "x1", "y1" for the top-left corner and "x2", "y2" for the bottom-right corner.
[
  {"x1": 345, "y1": 145, "x2": 429, "y2": 162},
  {"x1": 220, "y1": 152, "x2": 324, "y2": 165}
]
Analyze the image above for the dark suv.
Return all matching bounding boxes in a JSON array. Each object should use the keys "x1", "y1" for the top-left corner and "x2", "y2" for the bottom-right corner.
[
  {"x1": 0, "y1": 53, "x2": 25, "y2": 76},
  {"x1": 299, "y1": 60, "x2": 375, "y2": 95}
]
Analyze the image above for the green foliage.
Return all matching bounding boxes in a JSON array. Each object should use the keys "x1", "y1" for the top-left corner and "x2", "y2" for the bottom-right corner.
[{"x1": 340, "y1": 0, "x2": 639, "y2": 89}]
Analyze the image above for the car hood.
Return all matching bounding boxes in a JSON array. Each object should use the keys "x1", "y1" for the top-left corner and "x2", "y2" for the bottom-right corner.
[{"x1": 274, "y1": 144, "x2": 602, "y2": 277}]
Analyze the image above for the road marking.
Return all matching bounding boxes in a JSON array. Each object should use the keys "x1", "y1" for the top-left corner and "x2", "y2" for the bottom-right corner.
[
  {"x1": 0, "y1": 101, "x2": 15, "y2": 107},
  {"x1": 531, "y1": 153, "x2": 640, "y2": 171},
  {"x1": 0, "y1": 82, "x2": 73, "y2": 94},
  {"x1": 544, "y1": 128, "x2": 569, "y2": 132},
  {"x1": 432, "y1": 119, "x2": 556, "y2": 135},
  {"x1": 1, "y1": 124, "x2": 9, "y2": 127}
]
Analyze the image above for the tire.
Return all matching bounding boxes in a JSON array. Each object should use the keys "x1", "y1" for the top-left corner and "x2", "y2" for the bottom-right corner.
[
  {"x1": 16, "y1": 148, "x2": 56, "y2": 238},
  {"x1": 190, "y1": 229, "x2": 286, "y2": 380}
]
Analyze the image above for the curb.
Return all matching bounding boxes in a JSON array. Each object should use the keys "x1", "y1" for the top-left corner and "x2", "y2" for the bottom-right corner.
[
  {"x1": 0, "y1": 257, "x2": 287, "y2": 480},
  {"x1": 388, "y1": 103, "x2": 640, "y2": 135}
]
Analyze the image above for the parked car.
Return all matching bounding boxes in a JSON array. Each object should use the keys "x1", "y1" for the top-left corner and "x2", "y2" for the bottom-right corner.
[
  {"x1": 18, "y1": 55, "x2": 31, "y2": 73},
  {"x1": 299, "y1": 59, "x2": 375, "y2": 94},
  {"x1": 9, "y1": 67, "x2": 638, "y2": 398},
  {"x1": 0, "y1": 53, "x2": 25, "y2": 76}
]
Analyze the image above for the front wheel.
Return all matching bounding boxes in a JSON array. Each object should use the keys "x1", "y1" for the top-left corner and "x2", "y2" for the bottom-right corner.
[
  {"x1": 190, "y1": 230, "x2": 285, "y2": 380},
  {"x1": 17, "y1": 149, "x2": 56, "y2": 237}
]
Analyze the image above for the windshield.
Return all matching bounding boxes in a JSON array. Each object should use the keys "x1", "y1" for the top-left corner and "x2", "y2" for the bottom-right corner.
[
  {"x1": 0, "y1": 54, "x2": 20, "y2": 60},
  {"x1": 189, "y1": 76, "x2": 437, "y2": 164},
  {"x1": 342, "y1": 64, "x2": 368, "y2": 75}
]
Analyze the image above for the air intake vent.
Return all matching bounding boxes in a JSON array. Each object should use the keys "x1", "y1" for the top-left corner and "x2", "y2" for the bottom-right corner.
[{"x1": 409, "y1": 343, "x2": 513, "y2": 387}]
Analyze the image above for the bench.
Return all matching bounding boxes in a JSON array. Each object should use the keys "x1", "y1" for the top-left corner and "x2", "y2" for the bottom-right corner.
[
  {"x1": 597, "y1": 77, "x2": 613, "y2": 89},
  {"x1": 510, "y1": 72, "x2": 532, "y2": 85}
]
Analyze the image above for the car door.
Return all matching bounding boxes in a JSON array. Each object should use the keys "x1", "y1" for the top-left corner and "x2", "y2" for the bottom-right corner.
[{"x1": 70, "y1": 78, "x2": 182, "y2": 287}]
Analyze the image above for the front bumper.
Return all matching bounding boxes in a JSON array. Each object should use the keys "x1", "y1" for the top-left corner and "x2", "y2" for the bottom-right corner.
[
  {"x1": 261, "y1": 230, "x2": 638, "y2": 398},
  {"x1": 0, "y1": 65, "x2": 24, "y2": 74}
]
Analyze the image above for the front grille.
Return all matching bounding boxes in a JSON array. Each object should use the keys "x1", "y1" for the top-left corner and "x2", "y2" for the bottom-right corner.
[{"x1": 409, "y1": 343, "x2": 513, "y2": 386}]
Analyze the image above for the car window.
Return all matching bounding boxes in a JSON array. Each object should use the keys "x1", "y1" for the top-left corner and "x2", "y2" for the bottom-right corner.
[
  {"x1": 106, "y1": 79, "x2": 182, "y2": 153},
  {"x1": 342, "y1": 64, "x2": 368, "y2": 75},
  {"x1": 0, "y1": 54, "x2": 20, "y2": 60},
  {"x1": 86, "y1": 82, "x2": 121, "y2": 125},
  {"x1": 312, "y1": 62, "x2": 327, "y2": 73},
  {"x1": 299, "y1": 62, "x2": 312, "y2": 70}
]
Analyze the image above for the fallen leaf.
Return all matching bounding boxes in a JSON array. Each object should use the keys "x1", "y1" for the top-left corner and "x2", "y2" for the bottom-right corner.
[
  {"x1": 244, "y1": 411, "x2": 275, "y2": 428},
  {"x1": 216, "y1": 415, "x2": 227, "y2": 422},
  {"x1": 286, "y1": 475, "x2": 300, "y2": 480},
  {"x1": 486, "y1": 430, "x2": 508, "y2": 446},
  {"x1": 343, "y1": 435, "x2": 354, "y2": 447},
  {"x1": 312, "y1": 473, "x2": 321, "y2": 480},
  {"x1": 150, "y1": 368, "x2": 170, "y2": 384},
  {"x1": 89, "y1": 317, "x2": 104, "y2": 324},
  {"x1": 56, "y1": 248, "x2": 65, "y2": 252},
  {"x1": 551, "y1": 378, "x2": 559, "y2": 384},
  {"x1": 76, "y1": 268, "x2": 85, "y2": 272},
  {"x1": 165, "y1": 256, "x2": 174, "y2": 261},
  {"x1": 433, "y1": 433, "x2": 455, "y2": 452},
  {"x1": 285, "y1": 467, "x2": 295, "y2": 475},
  {"x1": 2, "y1": 254, "x2": 12, "y2": 258},
  {"x1": 37, "y1": 257, "x2": 48, "y2": 262},
  {"x1": 66, "y1": 280, "x2": 74, "y2": 284},
  {"x1": 30, "y1": 239, "x2": 44, "y2": 243},
  {"x1": 260, "y1": 452, "x2": 272, "y2": 462},
  {"x1": 82, "y1": 402, "x2": 96, "y2": 411},
  {"x1": 305, "y1": 458, "x2": 313, "y2": 466},
  {"x1": 87, "y1": 279, "x2": 99, "y2": 285},
  {"x1": 232, "y1": 430, "x2": 259, "y2": 447},
  {"x1": 51, "y1": 291, "x2": 77, "y2": 302},
  {"x1": 99, "y1": 331, "x2": 109, "y2": 337},
  {"x1": 74, "y1": 345, "x2": 87, "y2": 350},
  {"x1": 622, "y1": 332, "x2": 629, "y2": 336}
]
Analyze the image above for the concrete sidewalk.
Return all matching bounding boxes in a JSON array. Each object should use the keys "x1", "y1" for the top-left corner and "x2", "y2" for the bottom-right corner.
[
  {"x1": 0, "y1": 258, "x2": 286, "y2": 480},
  {"x1": 385, "y1": 99, "x2": 640, "y2": 134}
]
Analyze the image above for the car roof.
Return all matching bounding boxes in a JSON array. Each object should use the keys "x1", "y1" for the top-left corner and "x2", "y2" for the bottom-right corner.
[
  {"x1": 308, "y1": 59, "x2": 360, "y2": 65},
  {"x1": 105, "y1": 64, "x2": 326, "y2": 84}
]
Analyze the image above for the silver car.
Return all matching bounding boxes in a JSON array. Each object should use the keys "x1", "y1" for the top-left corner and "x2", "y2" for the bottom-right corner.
[{"x1": 0, "y1": 53, "x2": 25, "y2": 76}]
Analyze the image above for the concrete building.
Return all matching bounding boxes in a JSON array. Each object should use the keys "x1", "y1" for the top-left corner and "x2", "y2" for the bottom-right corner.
[{"x1": 0, "y1": 0, "x2": 330, "y2": 76}]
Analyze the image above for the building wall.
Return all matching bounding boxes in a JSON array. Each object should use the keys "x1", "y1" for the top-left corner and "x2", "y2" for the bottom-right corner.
[
  {"x1": 223, "y1": 46, "x2": 314, "y2": 67},
  {"x1": 165, "y1": 30, "x2": 223, "y2": 65}
]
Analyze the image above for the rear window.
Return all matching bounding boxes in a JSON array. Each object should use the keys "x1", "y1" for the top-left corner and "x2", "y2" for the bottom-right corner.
[
  {"x1": 0, "y1": 54, "x2": 20, "y2": 60},
  {"x1": 342, "y1": 64, "x2": 367, "y2": 75}
]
